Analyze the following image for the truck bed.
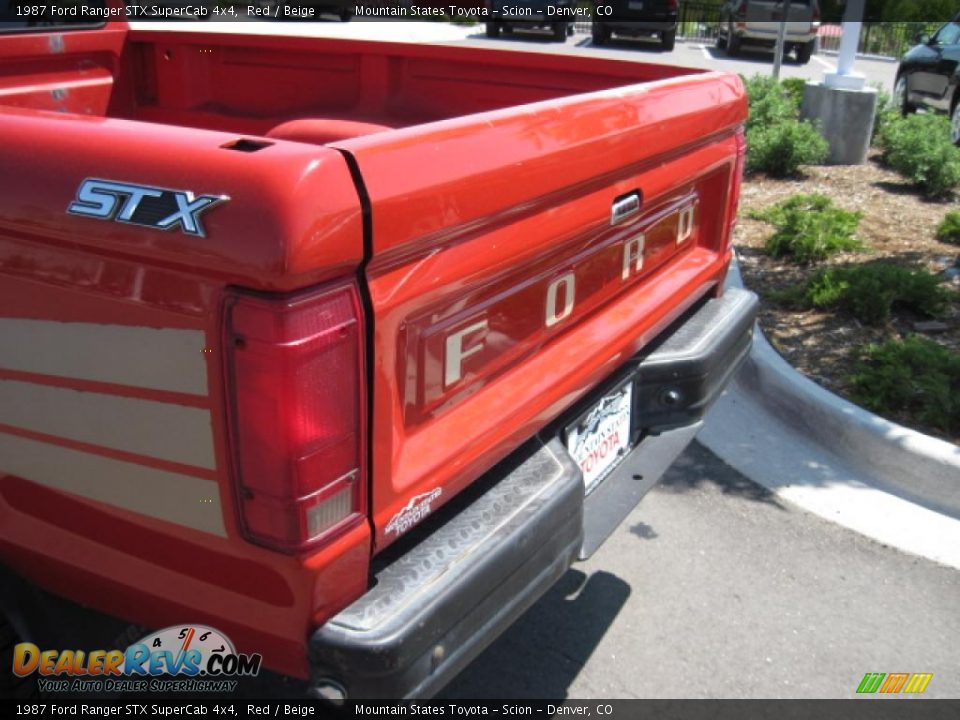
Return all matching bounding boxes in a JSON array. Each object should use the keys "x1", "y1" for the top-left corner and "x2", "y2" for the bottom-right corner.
[
  {"x1": 0, "y1": 24, "x2": 747, "y2": 685},
  {"x1": 1, "y1": 26, "x2": 699, "y2": 134}
]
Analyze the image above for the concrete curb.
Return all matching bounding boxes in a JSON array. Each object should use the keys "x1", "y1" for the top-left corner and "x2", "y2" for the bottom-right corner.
[{"x1": 699, "y1": 256, "x2": 960, "y2": 569}]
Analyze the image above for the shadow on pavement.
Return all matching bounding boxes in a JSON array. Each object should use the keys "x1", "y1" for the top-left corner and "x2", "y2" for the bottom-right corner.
[
  {"x1": 576, "y1": 37, "x2": 674, "y2": 55},
  {"x1": 702, "y1": 44, "x2": 802, "y2": 66},
  {"x1": 440, "y1": 569, "x2": 631, "y2": 699},
  {"x1": 629, "y1": 521, "x2": 659, "y2": 540},
  {"x1": 657, "y1": 441, "x2": 786, "y2": 508},
  {"x1": 465, "y1": 30, "x2": 566, "y2": 44}
]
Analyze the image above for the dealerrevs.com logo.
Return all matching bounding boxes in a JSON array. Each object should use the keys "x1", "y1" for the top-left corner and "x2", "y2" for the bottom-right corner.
[{"x1": 12, "y1": 625, "x2": 261, "y2": 694}]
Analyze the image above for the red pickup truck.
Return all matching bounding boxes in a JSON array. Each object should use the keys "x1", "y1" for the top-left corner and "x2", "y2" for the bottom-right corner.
[{"x1": 0, "y1": 17, "x2": 755, "y2": 700}]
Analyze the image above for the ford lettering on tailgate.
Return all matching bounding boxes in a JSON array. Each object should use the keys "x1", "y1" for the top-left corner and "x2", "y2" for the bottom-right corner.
[{"x1": 402, "y1": 191, "x2": 699, "y2": 424}]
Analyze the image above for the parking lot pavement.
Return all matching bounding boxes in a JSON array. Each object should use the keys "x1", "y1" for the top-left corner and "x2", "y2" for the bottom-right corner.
[
  {"x1": 452, "y1": 30, "x2": 898, "y2": 91},
  {"x1": 441, "y1": 441, "x2": 960, "y2": 700}
]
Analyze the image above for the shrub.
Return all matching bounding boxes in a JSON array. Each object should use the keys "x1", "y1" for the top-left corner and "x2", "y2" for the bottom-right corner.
[
  {"x1": 746, "y1": 120, "x2": 829, "y2": 178},
  {"x1": 780, "y1": 77, "x2": 807, "y2": 111},
  {"x1": 742, "y1": 75, "x2": 827, "y2": 177},
  {"x1": 749, "y1": 194, "x2": 863, "y2": 263},
  {"x1": 743, "y1": 74, "x2": 799, "y2": 132},
  {"x1": 936, "y1": 211, "x2": 960, "y2": 245},
  {"x1": 851, "y1": 335, "x2": 960, "y2": 436},
  {"x1": 876, "y1": 113, "x2": 960, "y2": 198},
  {"x1": 804, "y1": 263, "x2": 949, "y2": 325},
  {"x1": 869, "y1": 81, "x2": 898, "y2": 143}
]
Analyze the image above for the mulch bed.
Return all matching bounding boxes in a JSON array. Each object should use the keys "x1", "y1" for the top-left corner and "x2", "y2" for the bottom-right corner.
[{"x1": 733, "y1": 150, "x2": 959, "y2": 443}]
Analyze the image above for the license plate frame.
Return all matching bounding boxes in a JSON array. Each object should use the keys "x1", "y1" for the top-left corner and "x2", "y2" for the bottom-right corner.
[{"x1": 565, "y1": 380, "x2": 634, "y2": 496}]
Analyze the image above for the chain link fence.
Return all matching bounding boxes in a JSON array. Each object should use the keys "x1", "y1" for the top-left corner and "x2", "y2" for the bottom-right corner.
[{"x1": 817, "y1": 22, "x2": 936, "y2": 57}]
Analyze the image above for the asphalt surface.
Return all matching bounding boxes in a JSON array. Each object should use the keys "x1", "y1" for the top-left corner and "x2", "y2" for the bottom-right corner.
[
  {"x1": 455, "y1": 31, "x2": 899, "y2": 91},
  {"x1": 441, "y1": 441, "x2": 960, "y2": 699}
]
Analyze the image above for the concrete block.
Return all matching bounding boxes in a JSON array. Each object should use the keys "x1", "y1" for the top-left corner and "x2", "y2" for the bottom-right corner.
[{"x1": 801, "y1": 81, "x2": 878, "y2": 165}]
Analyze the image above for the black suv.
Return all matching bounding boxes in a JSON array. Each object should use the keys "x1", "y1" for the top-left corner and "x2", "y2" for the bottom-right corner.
[
  {"x1": 894, "y1": 15, "x2": 960, "y2": 145},
  {"x1": 592, "y1": 0, "x2": 679, "y2": 51},
  {"x1": 486, "y1": 0, "x2": 577, "y2": 41}
]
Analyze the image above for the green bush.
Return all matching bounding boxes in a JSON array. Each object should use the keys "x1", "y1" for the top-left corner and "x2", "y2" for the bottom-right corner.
[
  {"x1": 743, "y1": 74, "x2": 799, "y2": 132},
  {"x1": 780, "y1": 77, "x2": 807, "y2": 111},
  {"x1": 869, "y1": 81, "x2": 898, "y2": 143},
  {"x1": 742, "y1": 75, "x2": 827, "y2": 177},
  {"x1": 746, "y1": 120, "x2": 829, "y2": 178},
  {"x1": 749, "y1": 194, "x2": 863, "y2": 263},
  {"x1": 936, "y1": 211, "x2": 960, "y2": 245},
  {"x1": 851, "y1": 335, "x2": 960, "y2": 436},
  {"x1": 803, "y1": 263, "x2": 949, "y2": 325},
  {"x1": 876, "y1": 113, "x2": 960, "y2": 199}
]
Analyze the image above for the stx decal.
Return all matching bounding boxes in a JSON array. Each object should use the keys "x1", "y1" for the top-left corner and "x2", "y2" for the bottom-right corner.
[{"x1": 67, "y1": 179, "x2": 228, "y2": 237}]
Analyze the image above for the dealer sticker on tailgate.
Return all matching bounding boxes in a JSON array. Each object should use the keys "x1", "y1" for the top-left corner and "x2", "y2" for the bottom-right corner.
[{"x1": 566, "y1": 383, "x2": 633, "y2": 494}]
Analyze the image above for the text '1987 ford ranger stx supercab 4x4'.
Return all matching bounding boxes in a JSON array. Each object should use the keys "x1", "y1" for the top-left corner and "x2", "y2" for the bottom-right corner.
[{"x1": 0, "y1": 12, "x2": 756, "y2": 700}]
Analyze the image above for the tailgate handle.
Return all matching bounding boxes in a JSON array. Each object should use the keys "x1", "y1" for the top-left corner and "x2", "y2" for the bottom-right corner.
[{"x1": 611, "y1": 191, "x2": 641, "y2": 225}]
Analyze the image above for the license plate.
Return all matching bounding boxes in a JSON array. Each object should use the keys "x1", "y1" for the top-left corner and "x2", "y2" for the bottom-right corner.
[
  {"x1": 628, "y1": 1, "x2": 644, "y2": 9},
  {"x1": 566, "y1": 382, "x2": 633, "y2": 495}
]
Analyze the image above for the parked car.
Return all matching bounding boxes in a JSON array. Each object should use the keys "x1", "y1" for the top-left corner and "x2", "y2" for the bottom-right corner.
[
  {"x1": 716, "y1": 0, "x2": 820, "y2": 64},
  {"x1": 893, "y1": 15, "x2": 960, "y2": 145},
  {"x1": 592, "y1": 0, "x2": 679, "y2": 51},
  {"x1": 486, "y1": 0, "x2": 576, "y2": 41}
]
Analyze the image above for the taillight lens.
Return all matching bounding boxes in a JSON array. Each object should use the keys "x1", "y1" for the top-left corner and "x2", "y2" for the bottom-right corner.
[
  {"x1": 736, "y1": 2, "x2": 746, "y2": 18},
  {"x1": 224, "y1": 281, "x2": 365, "y2": 554}
]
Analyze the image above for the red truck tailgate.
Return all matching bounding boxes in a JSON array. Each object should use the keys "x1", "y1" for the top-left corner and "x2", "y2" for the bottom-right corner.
[{"x1": 334, "y1": 69, "x2": 746, "y2": 550}]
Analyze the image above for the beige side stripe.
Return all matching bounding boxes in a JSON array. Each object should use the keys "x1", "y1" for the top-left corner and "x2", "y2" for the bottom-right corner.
[
  {"x1": 0, "y1": 319, "x2": 209, "y2": 396},
  {"x1": 0, "y1": 380, "x2": 216, "y2": 470},
  {"x1": 0, "y1": 432, "x2": 226, "y2": 537}
]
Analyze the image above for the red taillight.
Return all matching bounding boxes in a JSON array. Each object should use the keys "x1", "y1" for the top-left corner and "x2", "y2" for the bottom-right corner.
[
  {"x1": 224, "y1": 281, "x2": 366, "y2": 554},
  {"x1": 736, "y1": 2, "x2": 747, "y2": 18},
  {"x1": 667, "y1": 0, "x2": 678, "y2": 8}
]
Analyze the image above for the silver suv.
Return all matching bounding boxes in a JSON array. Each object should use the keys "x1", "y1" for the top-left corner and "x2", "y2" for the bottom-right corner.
[{"x1": 717, "y1": 0, "x2": 821, "y2": 64}]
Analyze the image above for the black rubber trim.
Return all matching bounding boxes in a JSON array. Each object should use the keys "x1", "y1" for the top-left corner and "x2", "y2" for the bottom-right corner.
[
  {"x1": 633, "y1": 287, "x2": 758, "y2": 431},
  {"x1": 309, "y1": 437, "x2": 583, "y2": 699},
  {"x1": 335, "y1": 147, "x2": 378, "y2": 545}
]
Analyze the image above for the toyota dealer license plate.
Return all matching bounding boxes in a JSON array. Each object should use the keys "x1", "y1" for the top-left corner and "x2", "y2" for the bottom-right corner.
[{"x1": 566, "y1": 383, "x2": 633, "y2": 495}]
